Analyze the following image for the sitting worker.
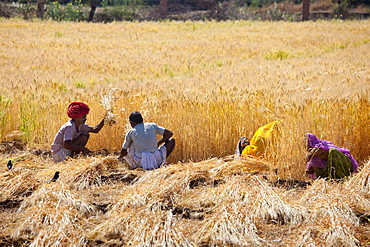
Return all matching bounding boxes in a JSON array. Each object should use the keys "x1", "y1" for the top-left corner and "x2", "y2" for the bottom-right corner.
[
  {"x1": 305, "y1": 133, "x2": 358, "y2": 179},
  {"x1": 118, "y1": 111, "x2": 175, "y2": 170},
  {"x1": 51, "y1": 102, "x2": 105, "y2": 162},
  {"x1": 235, "y1": 120, "x2": 281, "y2": 158}
]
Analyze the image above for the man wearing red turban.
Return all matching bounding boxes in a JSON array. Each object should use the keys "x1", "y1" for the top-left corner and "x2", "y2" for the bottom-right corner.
[{"x1": 51, "y1": 102, "x2": 105, "y2": 162}]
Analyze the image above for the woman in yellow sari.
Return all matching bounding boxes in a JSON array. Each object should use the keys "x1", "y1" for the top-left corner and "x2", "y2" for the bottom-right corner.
[{"x1": 236, "y1": 120, "x2": 280, "y2": 158}]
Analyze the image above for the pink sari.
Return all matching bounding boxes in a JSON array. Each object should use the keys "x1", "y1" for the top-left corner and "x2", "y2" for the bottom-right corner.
[{"x1": 306, "y1": 133, "x2": 358, "y2": 178}]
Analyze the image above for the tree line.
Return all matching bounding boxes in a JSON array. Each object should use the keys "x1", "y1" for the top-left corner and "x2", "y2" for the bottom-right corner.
[{"x1": 1, "y1": 0, "x2": 369, "y2": 22}]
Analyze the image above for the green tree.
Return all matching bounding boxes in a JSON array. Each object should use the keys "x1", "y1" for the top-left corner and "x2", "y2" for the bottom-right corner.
[{"x1": 88, "y1": 0, "x2": 101, "y2": 21}]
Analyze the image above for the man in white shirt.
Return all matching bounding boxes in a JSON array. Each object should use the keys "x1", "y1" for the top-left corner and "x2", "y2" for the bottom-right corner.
[
  {"x1": 118, "y1": 111, "x2": 175, "y2": 170},
  {"x1": 51, "y1": 102, "x2": 105, "y2": 162}
]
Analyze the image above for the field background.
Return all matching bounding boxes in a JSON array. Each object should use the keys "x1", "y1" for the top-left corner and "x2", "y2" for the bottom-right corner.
[
  {"x1": 0, "y1": 19, "x2": 370, "y2": 246},
  {"x1": 1, "y1": 19, "x2": 370, "y2": 179}
]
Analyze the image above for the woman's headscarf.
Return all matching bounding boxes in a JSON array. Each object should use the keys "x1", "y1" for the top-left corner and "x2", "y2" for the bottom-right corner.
[
  {"x1": 67, "y1": 102, "x2": 90, "y2": 119},
  {"x1": 306, "y1": 133, "x2": 358, "y2": 173}
]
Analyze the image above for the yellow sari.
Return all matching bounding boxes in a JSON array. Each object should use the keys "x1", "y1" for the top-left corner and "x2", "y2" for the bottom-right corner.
[{"x1": 241, "y1": 121, "x2": 280, "y2": 157}]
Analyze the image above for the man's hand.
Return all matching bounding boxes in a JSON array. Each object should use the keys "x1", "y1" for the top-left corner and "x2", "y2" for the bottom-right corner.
[{"x1": 118, "y1": 148, "x2": 128, "y2": 160}]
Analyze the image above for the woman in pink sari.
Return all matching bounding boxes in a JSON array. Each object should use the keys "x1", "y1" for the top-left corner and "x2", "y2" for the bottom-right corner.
[{"x1": 305, "y1": 133, "x2": 358, "y2": 179}]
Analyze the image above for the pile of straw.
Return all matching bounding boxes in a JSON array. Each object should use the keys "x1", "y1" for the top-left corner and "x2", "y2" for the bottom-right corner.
[{"x1": 0, "y1": 154, "x2": 369, "y2": 246}]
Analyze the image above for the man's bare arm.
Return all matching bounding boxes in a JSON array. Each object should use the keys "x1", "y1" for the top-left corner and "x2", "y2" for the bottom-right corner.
[
  {"x1": 158, "y1": 129, "x2": 173, "y2": 146},
  {"x1": 90, "y1": 118, "x2": 105, "y2": 133}
]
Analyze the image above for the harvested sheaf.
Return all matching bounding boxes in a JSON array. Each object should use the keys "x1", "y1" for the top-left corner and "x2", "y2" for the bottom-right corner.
[
  {"x1": 128, "y1": 211, "x2": 194, "y2": 247},
  {"x1": 66, "y1": 157, "x2": 123, "y2": 190},
  {"x1": 0, "y1": 169, "x2": 39, "y2": 199},
  {"x1": 250, "y1": 178, "x2": 307, "y2": 225},
  {"x1": 12, "y1": 184, "x2": 95, "y2": 246},
  {"x1": 17, "y1": 183, "x2": 96, "y2": 219},
  {"x1": 297, "y1": 179, "x2": 365, "y2": 246},
  {"x1": 27, "y1": 228, "x2": 86, "y2": 247},
  {"x1": 209, "y1": 156, "x2": 271, "y2": 177},
  {"x1": 309, "y1": 202, "x2": 359, "y2": 247},
  {"x1": 193, "y1": 202, "x2": 264, "y2": 246},
  {"x1": 108, "y1": 162, "x2": 217, "y2": 214},
  {"x1": 346, "y1": 159, "x2": 370, "y2": 194},
  {"x1": 91, "y1": 210, "x2": 194, "y2": 246},
  {"x1": 301, "y1": 179, "x2": 370, "y2": 220}
]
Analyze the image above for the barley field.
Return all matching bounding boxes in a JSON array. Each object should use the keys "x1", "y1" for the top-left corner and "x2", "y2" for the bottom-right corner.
[{"x1": 0, "y1": 19, "x2": 370, "y2": 246}]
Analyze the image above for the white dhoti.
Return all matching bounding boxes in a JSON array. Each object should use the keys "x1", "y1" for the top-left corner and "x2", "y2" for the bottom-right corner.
[
  {"x1": 52, "y1": 147, "x2": 72, "y2": 162},
  {"x1": 125, "y1": 145, "x2": 167, "y2": 170}
]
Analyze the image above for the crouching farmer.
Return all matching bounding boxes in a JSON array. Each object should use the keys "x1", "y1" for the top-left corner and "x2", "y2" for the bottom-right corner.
[
  {"x1": 118, "y1": 111, "x2": 175, "y2": 170},
  {"x1": 51, "y1": 102, "x2": 105, "y2": 162}
]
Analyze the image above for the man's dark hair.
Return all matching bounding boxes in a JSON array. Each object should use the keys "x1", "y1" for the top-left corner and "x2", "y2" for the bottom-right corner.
[{"x1": 129, "y1": 111, "x2": 143, "y2": 123}]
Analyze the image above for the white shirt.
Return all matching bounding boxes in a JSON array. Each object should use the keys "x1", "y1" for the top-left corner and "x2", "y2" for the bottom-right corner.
[
  {"x1": 122, "y1": 122, "x2": 165, "y2": 154},
  {"x1": 51, "y1": 120, "x2": 91, "y2": 154}
]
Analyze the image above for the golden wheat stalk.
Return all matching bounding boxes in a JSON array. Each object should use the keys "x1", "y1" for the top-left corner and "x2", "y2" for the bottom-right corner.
[{"x1": 99, "y1": 89, "x2": 119, "y2": 126}]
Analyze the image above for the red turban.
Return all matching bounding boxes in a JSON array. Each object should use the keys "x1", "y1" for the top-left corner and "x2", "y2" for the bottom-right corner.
[{"x1": 67, "y1": 102, "x2": 90, "y2": 119}]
